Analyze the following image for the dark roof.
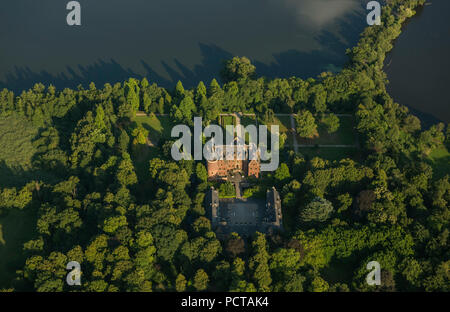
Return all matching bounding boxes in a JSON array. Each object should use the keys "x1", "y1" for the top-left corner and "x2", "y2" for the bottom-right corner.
[
  {"x1": 207, "y1": 187, "x2": 220, "y2": 224},
  {"x1": 265, "y1": 187, "x2": 282, "y2": 226}
]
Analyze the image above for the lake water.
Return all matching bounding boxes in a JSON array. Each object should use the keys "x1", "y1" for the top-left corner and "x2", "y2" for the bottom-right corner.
[
  {"x1": 2, "y1": 1, "x2": 446, "y2": 125},
  {"x1": 0, "y1": 0, "x2": 366, "y2": 91},
  {"x1": 385, "y1": 1, "x2": 450, "y2": 124}
]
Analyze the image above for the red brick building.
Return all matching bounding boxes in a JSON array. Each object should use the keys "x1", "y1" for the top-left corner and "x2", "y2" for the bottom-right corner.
[{"x1": 207, "y1": 145, "x2": 260, "y2": 180}]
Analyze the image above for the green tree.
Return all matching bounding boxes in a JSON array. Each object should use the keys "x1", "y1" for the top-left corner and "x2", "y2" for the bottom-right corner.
[
  {"x1": 196, "y1": 163, "x2": 208, "y2": 183},
  {"x1": 178, "y1": 96, "x2": 196, "y2": 123},
  {"x1": 192, "y1": 217, "x2": 211, "y2": 234},
  {"x1": 174, "y1": 81, "x2": 185, "y2": 99},
  {"x1": 309, "y1": 276, "x2": 329, "y2": 292},
  {"x1": 219, "y1": 182, "x2": 235, "y2": 198},
  {"x1": 221, "y1": 56, "x2": 256, "y2": 82},
  {"x1": 118, "y1": 129, "x2": 130, "y2": 153},
  {"x1": 95, "y1": 105, "x2": 107, "y2": 131},
  {"x1": 296, "y1": 110, "x2": 318, "y2": 138},
  {"x1": 175, "y1": 274, "x2": 187, "y2": 292},
  {"x1": 0, "y1": 184, "x2": 33, "y2": 211},
  {"x1": 131, "y1": 125, "x2": 149, "y2": 145},
  {"x1": 103, "y1": 215, "x2": 128, "y2": 234},
  {"x1": 300, "y1": 197, "x2": 334, "y2": 222},
  {"x1": 445, "y1": 126, "x2": 450, "y2": 150},
  {"x1": 195, "y1": 81, "x2": 207, "y2": 103},
  {"x1": 249, "y1": 233, "x2": 272, "y2": 290},
  {"x1": 418, "y1": 123, "x2": 445, "y2": 155},
  {"x1": 309, "y1": 85, "x2": 327, "y2": 113},
  {"x1": 193, "y1": 269, "x2": 209, "y2": 291},
  {"x1": 116, "y1": 153, "x2": 138, "y2": 186},
  {"x1": 274, "y1": 163, "x2": 290, "y2": 183},
  {"x1": 142, "y1": 92, "x2": 152, "y2": 113},
  {"x1": 320, "y1": 114, "x2": 340, "y2": 134},
  {"x1": 124, "y1": 78, "x2": 141, "y2": 113},
  {"x1": 284, "y1": 274, "x2": 305, "y2": 292}
]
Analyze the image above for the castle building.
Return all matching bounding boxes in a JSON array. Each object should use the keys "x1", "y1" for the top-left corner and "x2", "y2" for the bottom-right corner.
[
  {"x1": 207, "y1": 144, "x2": 260, "y2": 180},
  {"x1": 205, "y1": 186, "x2": 283, "y2": 235}
]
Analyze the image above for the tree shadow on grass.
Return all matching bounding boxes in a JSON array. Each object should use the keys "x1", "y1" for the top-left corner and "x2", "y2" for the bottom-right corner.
[{"x1": 0, "y1": 207, "x2": 38, "y2": 290}]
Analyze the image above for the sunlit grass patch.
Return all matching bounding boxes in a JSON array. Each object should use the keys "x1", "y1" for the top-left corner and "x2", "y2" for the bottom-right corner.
[
  {"x1": 135, "y1": 114, "x2": 174, "y2": 146},
  {"x1": 0, "y1": 113, "x2": 38, "y2": 170},
  {"x1": 296, "y1": 115, "x2": 356, "y2": 146},
  {"x1": 428, "y1": 146, "x2": 450, "y2": 179}
]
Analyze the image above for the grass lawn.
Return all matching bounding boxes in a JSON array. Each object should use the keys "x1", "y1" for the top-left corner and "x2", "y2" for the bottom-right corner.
[
  {"x1": 0, "y1": 208, "x2": 38, "y2": 289},
  {"x1": 133, "y1": 115, "x2": 175, "y2": 199},
  {"x1": 0, "y1": 113, "x2": 58, "y2": 188},
  {"x1": 130, "y1": 144, "x2": 162, "y2": 201},
  {"x1": 427, "y1": 146, "x2": 450, "y2": 180},
  {"x1": 297, "y1": 115, "x2": 356, "y2": 146},
  {"x1": 135, "y1": 114, "x2": 174, "y2": 146},
  {"x1": 261, "y1": 115, "x2": 295, "y2": 149},
  {"x1": 266, "y1": 115, "x2": 291, "y2": 133},
  {"x1": 220, "y1": 115, "x2": 236, "y2": 140},
  {"x1": 299, "y1": 147, "x2": 360, "y2": 161},
  {"x1": 240, "y1": 115, "x2": 256, "y2": 128},
  {"x1": 0, "y1": 114, "x2": 38, "y2": 170},
  {"x1": 221, "y1": 115, "x2": 235, "y2": 127},
  {"x1": 239, "y1": 115, "x2": 258, "y2": 144},
  {"x1": 219, "y1": 195, "x2": 236, "y2": 199},
  {"x1": 242, "y1": 185, "x2": 265, "y2": 199}
]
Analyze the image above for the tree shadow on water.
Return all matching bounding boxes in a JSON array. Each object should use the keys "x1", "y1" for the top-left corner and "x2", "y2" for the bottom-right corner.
[
  {"x1": 0, "y1": 59, "x2": 139, "y2": 92},
  {"x1": 0, "y1": 15, "x2": 367, "y2": 93}
]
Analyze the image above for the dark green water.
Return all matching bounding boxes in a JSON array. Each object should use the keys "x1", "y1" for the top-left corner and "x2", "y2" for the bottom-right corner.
[
  {"x1": 0, "y1": 0, "x2": 366, "y2": 91},
  {"x1": 385, "y1": 1, "x2": 450, "y2": 124}
]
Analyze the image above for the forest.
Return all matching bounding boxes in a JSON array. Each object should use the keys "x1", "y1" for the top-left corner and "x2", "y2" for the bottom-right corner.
[{"x1": 0, "y1": 0, "x2": 448, "y2": 292}]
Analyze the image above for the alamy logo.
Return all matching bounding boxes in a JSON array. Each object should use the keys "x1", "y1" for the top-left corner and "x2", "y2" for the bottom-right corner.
[
  {"x1": 171, "y1": 117, "x2": 280, "y2": 172},
  {"x1": 367, "y1": 1, "x2": 381, "y2": 26},
  {"x1": 67, "y1": 1, "x2": 81, "y2": 26},
  {"x1": 66, "y1": 261, "x2": 82, "y2": 286},
  {"x1": 366, "y1": 261, "x2": 381, "y2": 286}
]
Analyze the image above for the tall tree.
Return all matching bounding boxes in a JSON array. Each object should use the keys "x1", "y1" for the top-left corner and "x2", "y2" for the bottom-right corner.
[{"x1": 221, "y1": 57, "x2": 256, "y2": 83}]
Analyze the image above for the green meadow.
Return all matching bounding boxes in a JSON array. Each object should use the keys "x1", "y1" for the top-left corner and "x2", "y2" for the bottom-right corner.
[
  {"x1": 299, "y1": 146, "x2": 360, "y2": 161},
  {"x1": 0, "y1": 209, "x2": 38, "y2": 289},
  {"x1": 427, "y1": 145, "x2": 450, "y2": 180},
  {"x1": 0, "y1": 114, "x2": 39, "y2": 185},
  {"x1": 134, "y1": 114, "x2": 174, "y2": 146},
  {"x1": 296, "y1": 115, "x2": 357, "y2": 146}
]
